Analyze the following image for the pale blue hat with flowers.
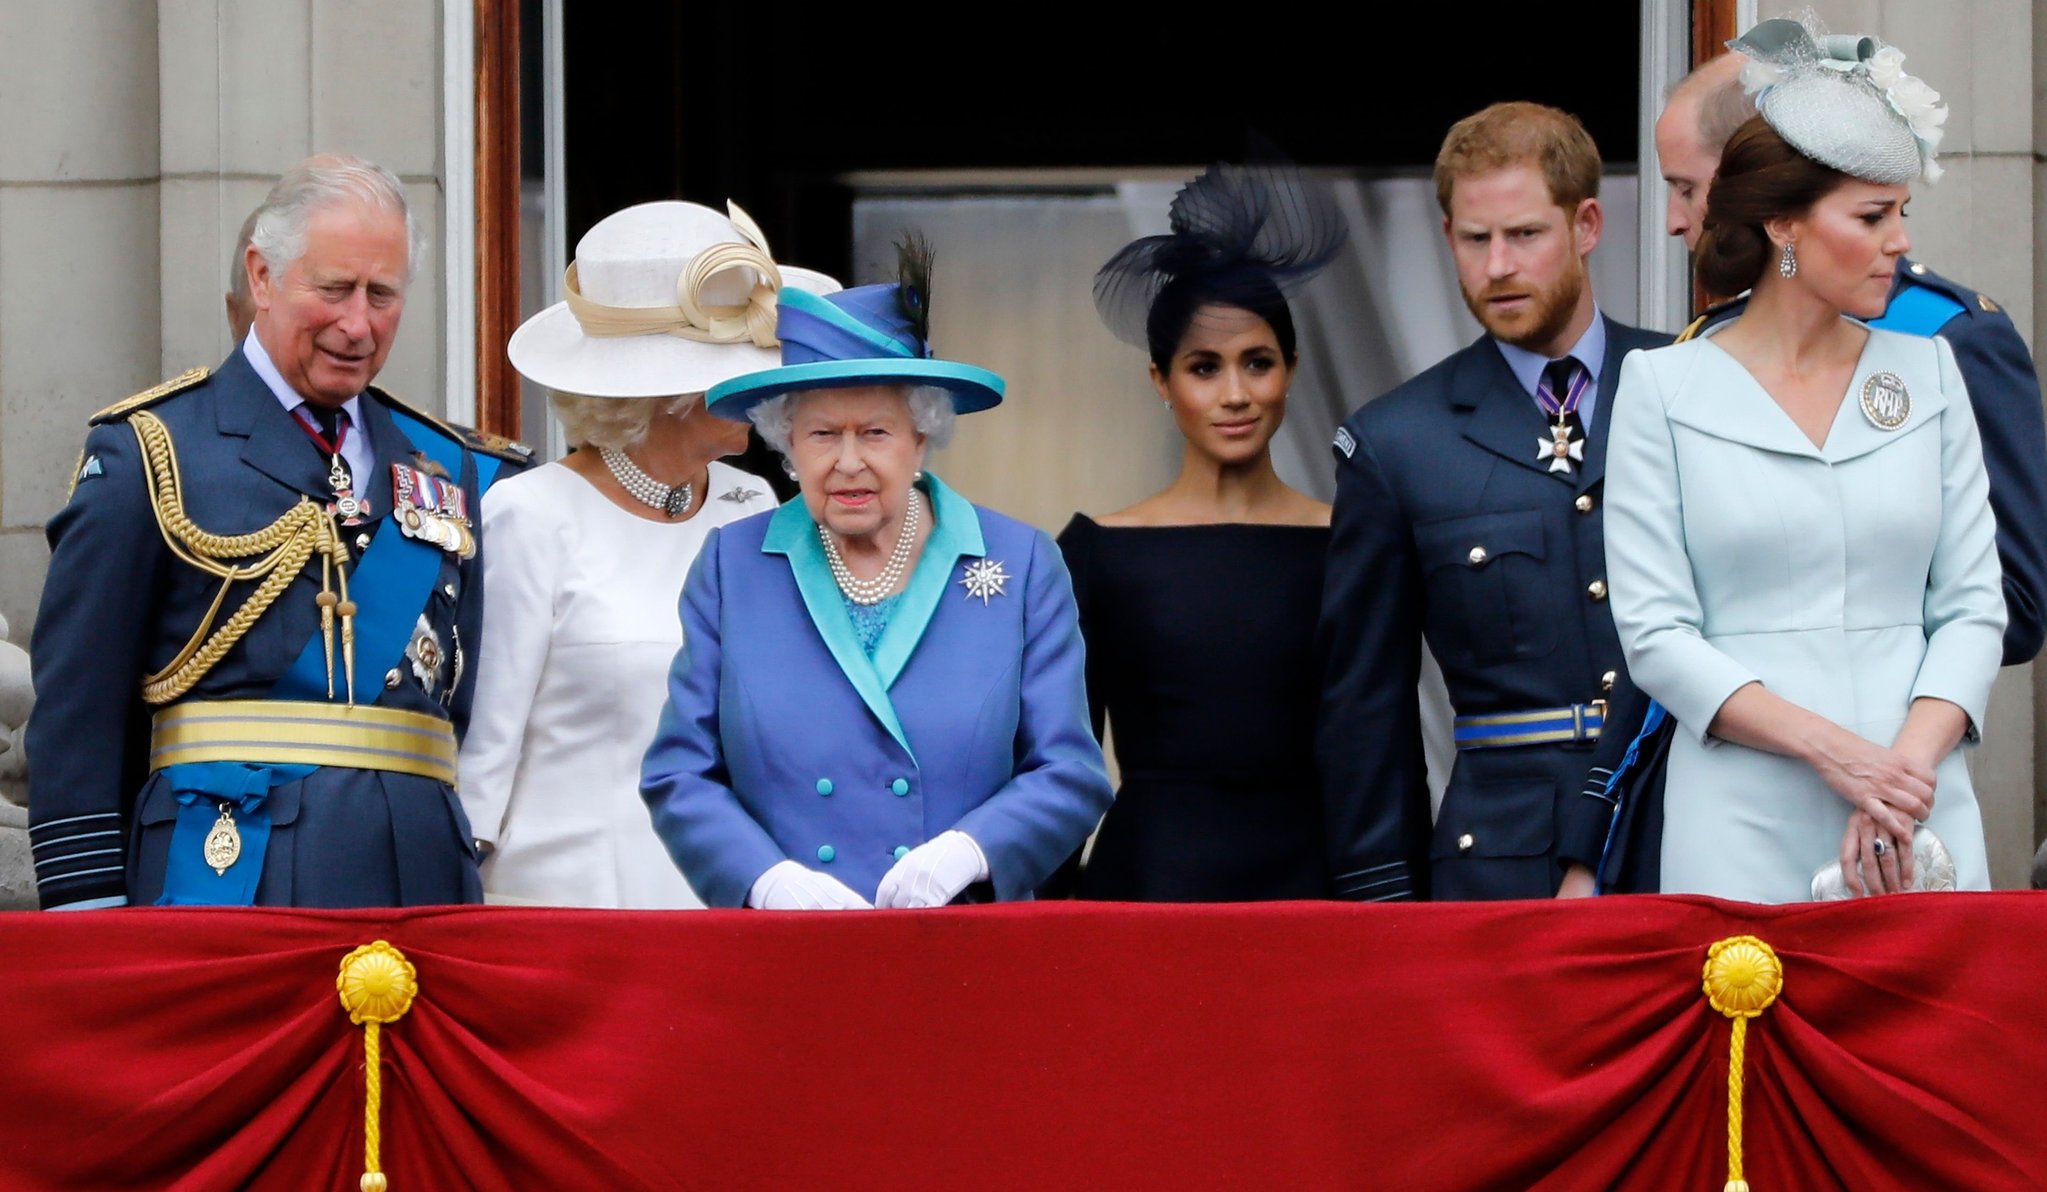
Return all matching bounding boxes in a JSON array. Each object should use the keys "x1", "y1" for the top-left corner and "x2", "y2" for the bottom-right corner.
[{"x1": 1732, "y1": 16, "x2": 1948, "y2": 184}]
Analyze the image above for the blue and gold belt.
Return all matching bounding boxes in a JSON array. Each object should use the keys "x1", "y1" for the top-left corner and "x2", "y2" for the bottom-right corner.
[
  {"x1": 1453, "y1": 702, "x2": 1605, "y2": 750},
  {"x1": 148, "y1": 700, "x2": 458, "y2": 906},
  {"x1": 150, "y1": 700, "x2": 458, "y2": 783}
]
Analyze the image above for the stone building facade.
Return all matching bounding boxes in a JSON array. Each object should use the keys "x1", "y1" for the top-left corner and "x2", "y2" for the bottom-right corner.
[{"x1": 0, "y1": 0, "x2": 2043, "y2": 898}]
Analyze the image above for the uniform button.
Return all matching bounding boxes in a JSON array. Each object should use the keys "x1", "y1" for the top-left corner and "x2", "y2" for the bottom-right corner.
[
  {"x1": 891, "y1": 778, "x2": 910, "y2": 796},
  {"x1": 1601, "y1": 670, "x2": 1617, "y2": 692},
  {"x1": 1457, "y1": 833, "x2": 1475, "y2": 853},
  {"x1": 815, "y1": 778, "x2": 834, "y2": 796},
  {"x1": 354, "y1": 533, "x2": 373, "y2": 551},
  {"x1": 1574, "y1": 494, "x2": 1594, "y2": 513},
  {"x1": 817, "y1": 845, "x2": 836, "y2": 863},
  {"x1": 892, "y1": 846, "x2": 910, "y2": 861},
  {"x1": 1467, "y1": 546, "x2": 1489, "y2": 566},
  {"x1": 384, "y1": 668, "x2": 402, "y2": 689},
  {"x1": 1587, "y1": 579, "x2": 1608, "y2": 602},
  {"x1": 442, "y1": 583, "x2": 457, "y2": 599}
]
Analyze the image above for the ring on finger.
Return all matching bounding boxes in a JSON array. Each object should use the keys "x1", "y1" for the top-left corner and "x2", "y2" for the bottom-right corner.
[{"x1": 1872, "y1": 837, "x2": 1887, "y2": 856}]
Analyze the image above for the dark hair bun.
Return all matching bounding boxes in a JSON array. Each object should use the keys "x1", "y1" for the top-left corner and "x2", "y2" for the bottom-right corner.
[{"x1": 1694, "y1": 116, "x2": 1852, "y2": 298}]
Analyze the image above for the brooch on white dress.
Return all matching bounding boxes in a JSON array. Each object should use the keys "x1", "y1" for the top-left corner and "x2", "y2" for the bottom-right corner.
[
  {"x1": 718, "y1": 485, "x2": 764, "y2": 504},
  {"x1": 959, "y1": 558, "x2": 1010, "y2": 605},
  {"x1": 1860, "y1": 371, "x2": 1910, "y2": 430}
]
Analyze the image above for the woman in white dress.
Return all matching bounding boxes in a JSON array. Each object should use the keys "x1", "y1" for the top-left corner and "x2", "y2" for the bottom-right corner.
[
  {"x1": 458, "y1": 201, "x2": 838, "y2": 906},
  {"x1": 1605, "y1": 20, "x2": 2002, "y2": 903}
]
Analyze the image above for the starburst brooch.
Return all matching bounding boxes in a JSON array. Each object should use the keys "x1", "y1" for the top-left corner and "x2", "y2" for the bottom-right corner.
[{"x1": 959, "y1": 558, "x2": 1010, "y2": 605}]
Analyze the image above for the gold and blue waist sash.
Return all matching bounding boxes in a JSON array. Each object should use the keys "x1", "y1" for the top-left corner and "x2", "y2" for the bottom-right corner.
[{"x1": 149, "y1": 700, "x2": 457, "y2": 786}]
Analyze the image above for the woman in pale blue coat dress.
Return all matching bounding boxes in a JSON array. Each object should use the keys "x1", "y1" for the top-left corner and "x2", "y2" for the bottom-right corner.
[{"x1": 1604, "y1": 21, "x2": 2001, "y2": 902}]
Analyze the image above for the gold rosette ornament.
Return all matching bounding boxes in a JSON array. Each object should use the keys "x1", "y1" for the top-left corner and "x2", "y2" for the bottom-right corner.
[
  {"x1": 1703, "y1": 936, "x2": 1784, "y2": 1192},
  {"x1": 338, "y1": 941, "x2": 419, "y2": 1192}
]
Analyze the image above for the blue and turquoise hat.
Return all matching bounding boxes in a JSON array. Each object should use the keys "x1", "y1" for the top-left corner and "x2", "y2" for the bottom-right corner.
[{"x1": 705, "y1": 282, "x2": 1005, "y2": 421}]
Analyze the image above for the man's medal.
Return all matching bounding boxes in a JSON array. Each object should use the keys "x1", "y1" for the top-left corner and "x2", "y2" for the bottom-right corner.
[{"x1": 1535, "y1": 359, "x2": 1589, "y2": 475}]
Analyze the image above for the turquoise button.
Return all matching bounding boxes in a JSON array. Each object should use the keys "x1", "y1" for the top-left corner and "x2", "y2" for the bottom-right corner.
[
  {"x1": 817, "y1": 845, "x2": 836, "y2": 863},
  {"x1": 815, "y1": 778, "x2": 834, "y2": 796},
  {"x1": 891, "y1": 778, "x2": 910, "y2": 797},
  {"x1": 893, "y1": 846, "x2": 910, "y2": 861}
]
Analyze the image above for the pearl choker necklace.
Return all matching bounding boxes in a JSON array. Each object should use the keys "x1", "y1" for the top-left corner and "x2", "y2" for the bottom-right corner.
[
  {"x1": 599, "y1": 446, "x2": 693, "y2": 518},
  {"x1": 819, "y1": 489, "x2": 923, "y2": 605}
]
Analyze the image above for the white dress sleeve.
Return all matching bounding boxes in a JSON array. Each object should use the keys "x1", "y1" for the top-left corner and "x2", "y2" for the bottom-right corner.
[{"x1": 457, "y1": 469, "x2": 567, "y2": 846}]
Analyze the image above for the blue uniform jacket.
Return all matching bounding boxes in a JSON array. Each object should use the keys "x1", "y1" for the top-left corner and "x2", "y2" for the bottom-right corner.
[
  {"x1": 1561, "y1": 259, "x2": 2047, "y2": 891},
  {"x1": 26, "y1": 348, "x2": 505, "y2": 908},
  {"x1": 640, "y1": 475, "x2": 1113, "y2": 908},
  {"x1": 1318, "y1": 317, "x2": 1671, "y2": 902}
]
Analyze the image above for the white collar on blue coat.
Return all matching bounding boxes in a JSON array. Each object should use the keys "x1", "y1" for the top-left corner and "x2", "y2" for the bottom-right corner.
[
  {"x1": 761, "y1": 472, "x2": 987, "y2": 759},
  {"x1": 241, "y1": 331, "x2": 373, "y2": 482}
]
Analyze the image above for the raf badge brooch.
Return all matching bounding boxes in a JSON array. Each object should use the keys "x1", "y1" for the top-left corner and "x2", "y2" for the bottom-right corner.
[
  {"x1": 1860, "y1": 371, "x2": 1910, "y2": 430},
  {"x1": 390, "y1": 460, "x2": 476, "y2": 557}
]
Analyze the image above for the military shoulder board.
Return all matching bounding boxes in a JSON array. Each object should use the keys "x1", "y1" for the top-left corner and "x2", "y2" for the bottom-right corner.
[{"x1": 89, "y1": 367, "x2": 210, "y2": 426}]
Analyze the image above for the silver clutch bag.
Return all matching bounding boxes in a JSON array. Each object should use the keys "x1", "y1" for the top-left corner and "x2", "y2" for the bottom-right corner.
[{"x1": 1812, "y1": 826, "x2": 1957, "y2": 900}]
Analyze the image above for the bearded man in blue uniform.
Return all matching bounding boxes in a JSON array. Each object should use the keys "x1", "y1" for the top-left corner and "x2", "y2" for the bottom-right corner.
[
  {"x1": 1318, "y1": 104, "x2": 1671, "y2": 902},
  {"x1": 27, "y1": 156, "x2": 524, "y2": 909}
]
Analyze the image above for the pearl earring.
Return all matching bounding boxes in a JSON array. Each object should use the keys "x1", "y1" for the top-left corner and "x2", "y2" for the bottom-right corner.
[{"x1": 1778, "y1": 242, "x2": 1798, "y2": 280}]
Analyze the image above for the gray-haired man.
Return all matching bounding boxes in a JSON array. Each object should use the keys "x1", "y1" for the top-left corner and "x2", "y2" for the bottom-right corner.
[{"x1": 28, "y1": 155, "x2": 525, "y2": 909}]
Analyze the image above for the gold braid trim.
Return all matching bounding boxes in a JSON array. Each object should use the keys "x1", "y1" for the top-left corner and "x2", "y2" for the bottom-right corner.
[{"x1": 130, "y1": 410, "x2": 355, "y2": 705}]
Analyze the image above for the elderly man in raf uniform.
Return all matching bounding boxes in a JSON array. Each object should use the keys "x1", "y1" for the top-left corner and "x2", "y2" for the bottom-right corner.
[
  {"x1": 1559, "y1": 46, "x2": 2047, "y2": 896},
  {"x1": 26, "y1": 156, "x2": 527, "y2": 909},
  {"x1": 1318, "y1": 103, "x2": 1671, "y2": 902}
]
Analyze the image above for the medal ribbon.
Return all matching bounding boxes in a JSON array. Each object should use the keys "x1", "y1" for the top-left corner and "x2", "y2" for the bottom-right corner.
[
  {"x1": 155, "y1": 760, "x2": 315, "y2": 905},
  {"x1": 1536, "y1": 358, "x2": 1590, "y2": 420}
]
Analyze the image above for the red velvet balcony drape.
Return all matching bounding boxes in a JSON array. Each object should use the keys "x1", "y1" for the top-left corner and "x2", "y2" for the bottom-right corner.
[{"x1": 2, "y1": 895, "x2": 2042, "y2": 1190}]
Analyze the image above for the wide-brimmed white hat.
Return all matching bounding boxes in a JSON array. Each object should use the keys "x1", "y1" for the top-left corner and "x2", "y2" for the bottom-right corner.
[{"x1": 507, "y1": 200, "x2": 841, "y2": 398}]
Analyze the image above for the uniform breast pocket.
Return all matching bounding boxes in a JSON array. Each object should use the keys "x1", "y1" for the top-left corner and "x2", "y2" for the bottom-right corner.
[{"x1": 1414, "y1": 509, "x2": 1557, "y2": 667}]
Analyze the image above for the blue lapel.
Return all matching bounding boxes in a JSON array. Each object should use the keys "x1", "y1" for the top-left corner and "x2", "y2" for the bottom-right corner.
[
  {"x1": 212, "y1": 349, "x2": 332, "y2": 501},
  {"x1": 1454, "y1": 338, "x2": 1564, "y2": 485},
  {"x1": 761, "y1": 473, "x2": 988, "y2": 761}
]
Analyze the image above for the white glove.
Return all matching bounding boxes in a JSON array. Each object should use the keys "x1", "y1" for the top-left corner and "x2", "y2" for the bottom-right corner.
[
  {"x1": 747, "y1": 860, "x2": 874, "y2": 910},
  {"x1": 874, "y1": 830, "x2": 989, "y2": 909}
]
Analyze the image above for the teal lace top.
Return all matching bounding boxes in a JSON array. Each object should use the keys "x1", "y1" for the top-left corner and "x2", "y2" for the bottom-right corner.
[{"x1": 843, "y1": 593, "x2": 905, "y2": 658}]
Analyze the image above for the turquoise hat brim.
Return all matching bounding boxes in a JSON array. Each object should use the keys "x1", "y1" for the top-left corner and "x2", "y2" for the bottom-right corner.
[{"x1": 706, "y1": 358, "x2": 1006, "y2": 421}]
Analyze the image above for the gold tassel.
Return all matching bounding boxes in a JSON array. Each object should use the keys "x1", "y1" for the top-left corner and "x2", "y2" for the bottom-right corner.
[
  {"x1": 1703, "y1": 936, "x2": 1783, "y2": 1192},
  {"x1": 338, "y1": 941, "x2": 418, "y2": 1191}
]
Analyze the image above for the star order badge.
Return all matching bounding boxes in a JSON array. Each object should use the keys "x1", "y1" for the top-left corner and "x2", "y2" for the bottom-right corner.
[{"x1": 959, "y1": 558, "x2": 1010, "y2": 605}]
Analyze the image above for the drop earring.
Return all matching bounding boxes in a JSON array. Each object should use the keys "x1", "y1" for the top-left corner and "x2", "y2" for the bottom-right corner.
[{"x1": 1778, "y1": 241, "x2": 1798, "y2": 279}]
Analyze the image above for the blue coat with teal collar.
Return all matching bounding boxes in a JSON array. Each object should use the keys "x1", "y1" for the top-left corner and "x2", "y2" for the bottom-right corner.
[
  {"x1": 640, "y1": 474, "x2": 1112, "y2": 907},
  {"x1": 27, "y1": 347, "x2": 497, "y2": 909},
  {"x1": 1318, "y1": 316, "x2": 1671, "y2": 903}
]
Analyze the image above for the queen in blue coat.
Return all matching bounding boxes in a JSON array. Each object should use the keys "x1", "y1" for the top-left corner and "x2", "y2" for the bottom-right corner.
[{"x1": 640, "y1": 240, "x2": 1112, "y2": 909}]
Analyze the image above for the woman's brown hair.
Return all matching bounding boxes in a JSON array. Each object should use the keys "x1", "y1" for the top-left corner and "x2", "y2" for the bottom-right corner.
[{"x1": 1695, "y1": 116, "x2": 1853, "y2": 297}]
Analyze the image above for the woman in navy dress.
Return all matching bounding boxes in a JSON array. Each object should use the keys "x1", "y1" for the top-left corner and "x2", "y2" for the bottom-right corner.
[{"x1": 1050, "y1": 161, "x2": 1344, "y2": 901}]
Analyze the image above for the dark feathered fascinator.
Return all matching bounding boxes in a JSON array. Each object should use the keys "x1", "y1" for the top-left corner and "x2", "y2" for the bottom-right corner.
[
  {"x1": 1092, "y1": 158, "x2": 1346, "y2": 350},
  {"x1": 894, "y1": 230, "x2": 935, "y2": 352}
]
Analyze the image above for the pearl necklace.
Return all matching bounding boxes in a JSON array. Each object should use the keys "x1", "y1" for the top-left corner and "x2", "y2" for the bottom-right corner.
[
  {"x1": 599, "y1": 446, "x2": 693, "y2": 518},
  {"x1": 819, "y1": 489, "x2": 923, "y2": 605}
]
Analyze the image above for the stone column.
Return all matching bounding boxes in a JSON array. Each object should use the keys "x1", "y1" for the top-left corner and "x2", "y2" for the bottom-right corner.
[{"x1": 0, "y1": 0, "x2": 163, "y2": 645}]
